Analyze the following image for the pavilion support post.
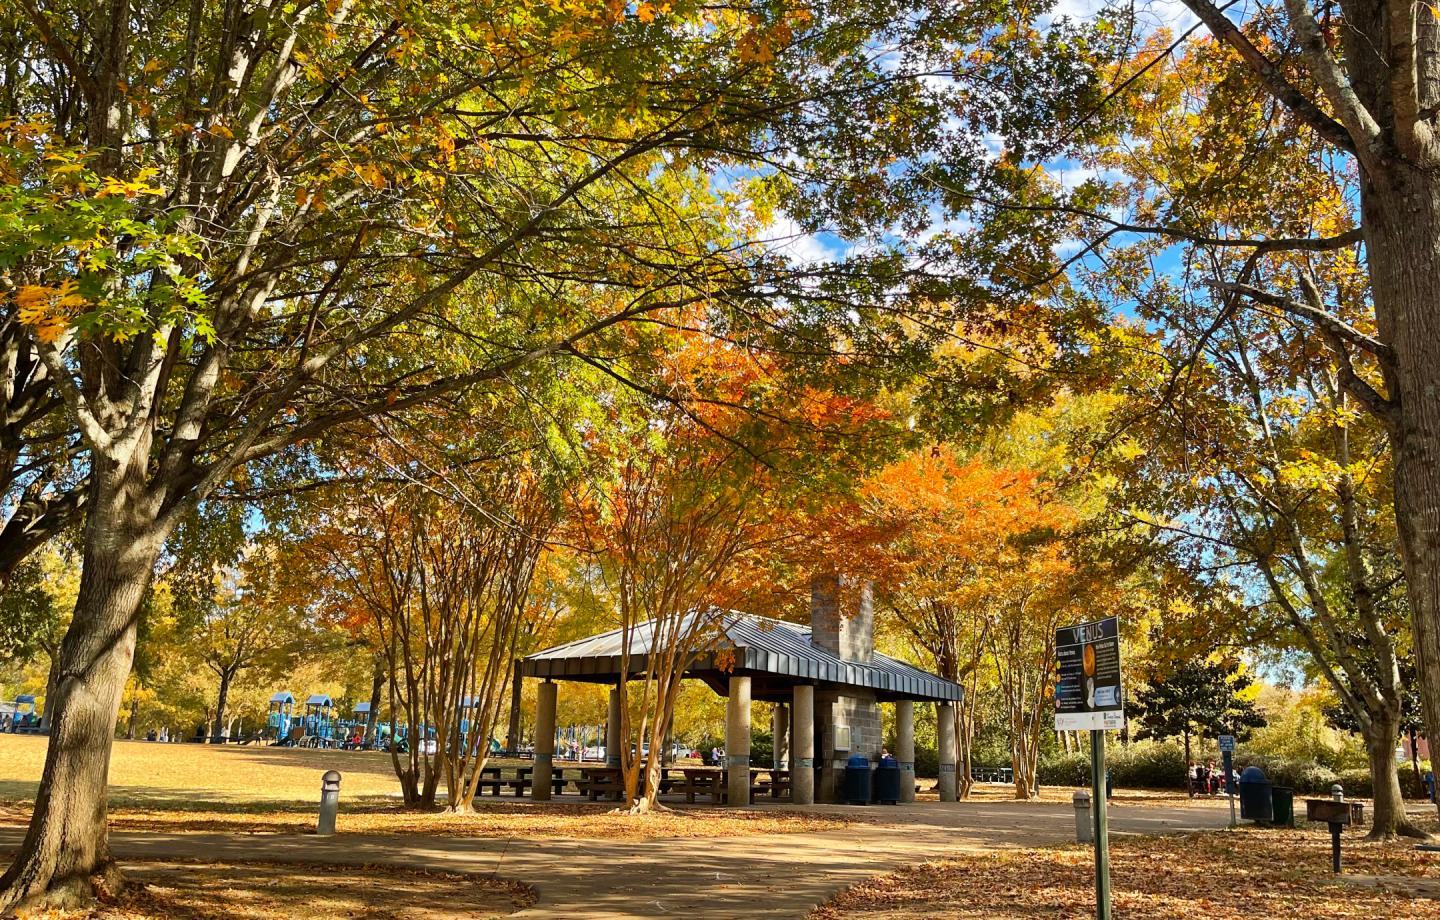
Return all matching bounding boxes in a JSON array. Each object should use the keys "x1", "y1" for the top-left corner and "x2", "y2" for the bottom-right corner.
[
  {"x1": 533, "y1": 681, "x2": 557, "y2": 801},
  {"x1": 726, "y1": 675, "x2": 752, "y2": 806},
  {"x1": 896, "y1": 700, "x2": 916, "y2": 803},
  {"x1": 606, "y1": 685, "x2": 623, "y2": 769},
  {"x1": 772, "y1": 704, "x2": 789, "y2": 769},
  {"x1": 937, "y1": 701, "x2": 957, "y2": 802},
  {"x1": 791, "y1": 684, "x2": 815, "y2": 805}
]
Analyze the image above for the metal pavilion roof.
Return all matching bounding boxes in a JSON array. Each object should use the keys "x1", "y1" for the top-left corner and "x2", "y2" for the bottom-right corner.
[{"x1": 520, "y1": 611, "x2": 963, "y2": 703}]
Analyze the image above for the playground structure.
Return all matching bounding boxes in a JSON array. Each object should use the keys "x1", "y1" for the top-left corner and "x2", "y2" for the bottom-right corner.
[{"x1": 1, "y1": 695, "x2": 43, "y2": 734}]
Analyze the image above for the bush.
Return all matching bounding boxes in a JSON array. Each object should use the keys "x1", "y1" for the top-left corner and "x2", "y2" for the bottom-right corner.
[
  {"x1": 1038, "y1": 752, "x2": 1089, "y2": 787},
  {"x1": 1233, "y1": 753, "x2": 1337, "y2": 794},
  {"x1": 1038, "y1": 743, "x2": 1189, "y2": 790},
  {"x1": 1337, "y1": 765, "x2": 1430, "y2": 800},
  {"x1": 914, "y1": 742, "x2": 938, "y2": 779},
  {"x1": 1111, "y1": 743, "x2": 1187, "y2": 789},
  {"x1": 750, "y1": 728, "x2": 772, "y2": 767}
]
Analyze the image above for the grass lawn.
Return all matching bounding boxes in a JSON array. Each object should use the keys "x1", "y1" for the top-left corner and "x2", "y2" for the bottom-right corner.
[
  {"x1": 0, "y1": 735, "x2": 848, "y2": 839},
  {"x1": 13, "y1": 861, "x2": 534, "y2": 920},
  {"x1": 812, "y1": 824, "x2": 1440, "y2": 919}
]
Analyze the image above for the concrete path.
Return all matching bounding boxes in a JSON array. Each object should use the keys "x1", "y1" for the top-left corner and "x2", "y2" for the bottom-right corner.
[{"x1": 0, "y1": 799, "x2": 1232, "y2": 919}]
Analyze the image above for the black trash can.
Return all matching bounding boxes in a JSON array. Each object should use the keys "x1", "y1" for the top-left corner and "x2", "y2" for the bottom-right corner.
[
  {"x1": 874, "y1": 756, "x2": 901, "y2": 805},
  {"x1": 1238, "y1": 766, "x2": 1273, "y2": 822},
  {"x1": 1270, "y1": 786, "x2": 1294, "y2": 827},
  {"x1": 844, "y1": 754, "x2": 873, "y2": 805}
]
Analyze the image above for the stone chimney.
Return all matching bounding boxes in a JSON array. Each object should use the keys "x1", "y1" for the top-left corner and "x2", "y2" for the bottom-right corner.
[{"x1": 809, "y1": 573, "x2": 874, "y2": 663}]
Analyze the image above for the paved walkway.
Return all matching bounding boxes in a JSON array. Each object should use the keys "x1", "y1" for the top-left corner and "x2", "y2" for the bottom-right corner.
[{"x1": 0, "y1": 798, "x2": 1232, "y2": 919}]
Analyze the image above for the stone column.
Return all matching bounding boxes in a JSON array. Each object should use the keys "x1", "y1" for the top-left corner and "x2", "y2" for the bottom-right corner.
[
  {"x1": 896, "y1": 700, "x2": 916, "y2": 803},
  {"x1": 772, "y1": 704, "x2": 789, "y2": 768},
  {"x1": 533, "y1": 681, "x2": 557, "y2": 801},
  {"x1": 937, "y1": 701, "x2": 957, "y2": 802},
  {"x1": 726, "y1": 674, "x2": 752, "y2": 806},
  {"x1": 791, "y1": 684, "x2": 815, "y2": 805},
  {"x1": 606, "y1": 685, "x2": 623, "y2": 768}
]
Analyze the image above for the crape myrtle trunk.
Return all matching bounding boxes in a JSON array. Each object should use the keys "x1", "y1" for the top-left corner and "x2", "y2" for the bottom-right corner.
[
  {"x1": 0, "y1": 464, "x2": 162, "y2": 910},
  {"x1": 1367, "y1": 166, "x2": 1440, "y2": 817}
]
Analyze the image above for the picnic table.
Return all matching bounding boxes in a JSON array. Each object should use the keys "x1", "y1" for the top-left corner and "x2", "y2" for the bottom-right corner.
[
  {"x1": 476, "y1": 765, "x2": 568, "y2": 797},
  {"x1": 574, "y1": 765, "x2": 688, "y2": 801},
  {"x1": 676, "y1": 767, "x2": 791, "y2": 803}
]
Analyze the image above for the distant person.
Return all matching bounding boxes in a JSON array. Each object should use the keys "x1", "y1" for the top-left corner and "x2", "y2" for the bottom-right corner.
[{"x1": 1105, "y1": 768, "x2": 1114, "y2": 803}]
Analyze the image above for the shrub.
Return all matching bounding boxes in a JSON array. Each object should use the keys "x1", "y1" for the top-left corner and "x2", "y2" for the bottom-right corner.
[
  {"x1": 915, "y1": 742, "x2": 938, "y2": 779},
  {"x1": 1110, "y1": 743, "x2": 1187, "y2": 789},
  {"x1": 1233, "y1": 753, "x2": 1337, "y2": 794},
  {"x1": 1039, "y1": 743, "x2": 1189, "y2": 790},
  {"x1": 1038, "y1": 752, "x2": 1088, "y2": 787}
]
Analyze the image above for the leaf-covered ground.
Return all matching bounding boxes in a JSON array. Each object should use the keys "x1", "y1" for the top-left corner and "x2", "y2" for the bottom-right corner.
[
  {"x1": 812, "y1": 825, "x2": 1440, "y2": 919},
  {"x1": 0, "y1": 798, "x2": 850, "y2": 839},
  {"x1": 14, "y1": 861, "x2": 534, "y2": 920}
]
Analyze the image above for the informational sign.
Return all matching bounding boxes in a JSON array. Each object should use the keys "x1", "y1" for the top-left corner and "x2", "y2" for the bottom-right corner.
[
  {"x1": 1055, "y1": 616, "x2": 1124, "y2": 731},
  {"x1": 1218, "y1": 735, "x2": 1236, "y2": 753}
]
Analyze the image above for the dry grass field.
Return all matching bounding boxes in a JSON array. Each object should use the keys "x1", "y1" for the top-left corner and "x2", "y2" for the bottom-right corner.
[{"x1": 0, "y1": 734, "x2": 848, "y2": 839}]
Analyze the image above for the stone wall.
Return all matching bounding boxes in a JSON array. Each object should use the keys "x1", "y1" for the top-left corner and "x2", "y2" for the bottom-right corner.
[
  {"x1": 814, "y1": 688, "x2": 883, "y2": 802},
  {"x1": 809, "y1": 574, "x2": 874, "y2": 664}
]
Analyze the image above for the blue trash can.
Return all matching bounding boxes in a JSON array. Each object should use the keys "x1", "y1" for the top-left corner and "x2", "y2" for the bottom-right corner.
[
  {"x1": 1238, "y1": 766, "x2": 1273, "y2": 822},
  {"x1": 844, "y1": 754, "x2": 873, "y2": 805},
  {"x1": 874, "y1": 755, "x2": 900, "y2": 805}
]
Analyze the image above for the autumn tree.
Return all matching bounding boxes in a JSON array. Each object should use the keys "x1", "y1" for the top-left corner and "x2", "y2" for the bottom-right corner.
[
  {"x1": 0, "y1": 0, "x2": 1123, "y2": 902},
  {"x1": 987, "y1": 7, "x2": 1440, "y2": 794},
  {"x1": 186, "y1": 562, "x2": 303, "y2": 743},
  {"x1": 1132, "y1": 655, "x2": 1266, "y2": 768},
  {"x1": 1111, "y1": 269, "x2": 1426, "y2": 836},
  {"x1": 858, "y1": 446, "x2": 1067, "y2": 797},
  {"x1": 571, "y1": 399, "x2": 790, "y2": 813}
]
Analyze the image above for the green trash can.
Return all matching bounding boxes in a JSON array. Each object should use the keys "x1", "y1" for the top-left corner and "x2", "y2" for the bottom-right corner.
[{"x1": 1270, "y1": 786, "x2": 1295, "y2": 827}]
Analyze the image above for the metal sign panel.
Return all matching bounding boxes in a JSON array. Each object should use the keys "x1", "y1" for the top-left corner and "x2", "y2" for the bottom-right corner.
[{"x1": 1055, "y1": 616, "x2": 1124, "y2": 731}]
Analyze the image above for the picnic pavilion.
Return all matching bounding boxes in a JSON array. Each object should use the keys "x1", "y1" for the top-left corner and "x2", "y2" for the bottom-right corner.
[{"x1": 514, "y1": 575, "x2": 965, "y2": 806}]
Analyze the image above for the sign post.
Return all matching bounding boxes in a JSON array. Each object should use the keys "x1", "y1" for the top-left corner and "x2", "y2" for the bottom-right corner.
[
  {"x1": 1218, "y1": 735, "x2": 1236, "y2": 828},
  {"x1": 1056, "y1": 617, "x2": 1123, "y2": 920}
]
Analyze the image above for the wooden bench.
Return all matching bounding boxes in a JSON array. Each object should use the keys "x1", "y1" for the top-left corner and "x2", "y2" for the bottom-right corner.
[
  {"x1": 577, "y1": 768, "x2": 625, "y2": 802},
  {"x1": 679, "y1": 769, "x2": 724, "y2": 804}
]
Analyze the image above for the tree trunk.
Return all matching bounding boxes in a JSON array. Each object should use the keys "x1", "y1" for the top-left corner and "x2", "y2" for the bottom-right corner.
[
  {"x1": 956, "y1": 693, "x2": 976, "y2": 799},
  {"x1": 364, "y1": 658, "x2": 383, "y2": 745},
  {"x1": 38, "y1": 655, "x2": 58, "y2": 733},
  {"x1": 505, "y1": 659, "x2": 522, "y2": 752},
  {"x1": 0, "y1": 514, "x2": 159, "y2": 910},
  {"x1": 211, "y1": 671, "x2": 233, "y2": 744},
  {"x1": 124, "y1": 692, "x2": 138, "y2": 741},
  {"x1": 1362, "y1": 708, "x2": 1425, "y2": 839},
  {"x1": 1367, "y1": 166, "x2": 1440, "y2": 820}
]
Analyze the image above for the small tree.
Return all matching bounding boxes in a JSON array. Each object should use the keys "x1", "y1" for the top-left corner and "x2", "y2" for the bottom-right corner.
[
  {"x1": 189, "y1": 563, "x2": 301, "y2": 743},
  {"x1": 574, "y1": 405, "x2": 786, "y2": 813},
  {"x1": 1132, "y1": 655, "x2": 1266, "y2": 767}
]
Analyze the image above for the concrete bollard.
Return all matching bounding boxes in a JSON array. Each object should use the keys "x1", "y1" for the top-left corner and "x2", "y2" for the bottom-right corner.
[
  {"x1": 1328, "y1": 783, "x2": 1344, "y2": 873},
  {"x1": 317, "y1": 770, "x2": 342, "y2": 836},
  {"x1": 1073, "y1": 790, "x2": 1092, "y2": 844}
]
